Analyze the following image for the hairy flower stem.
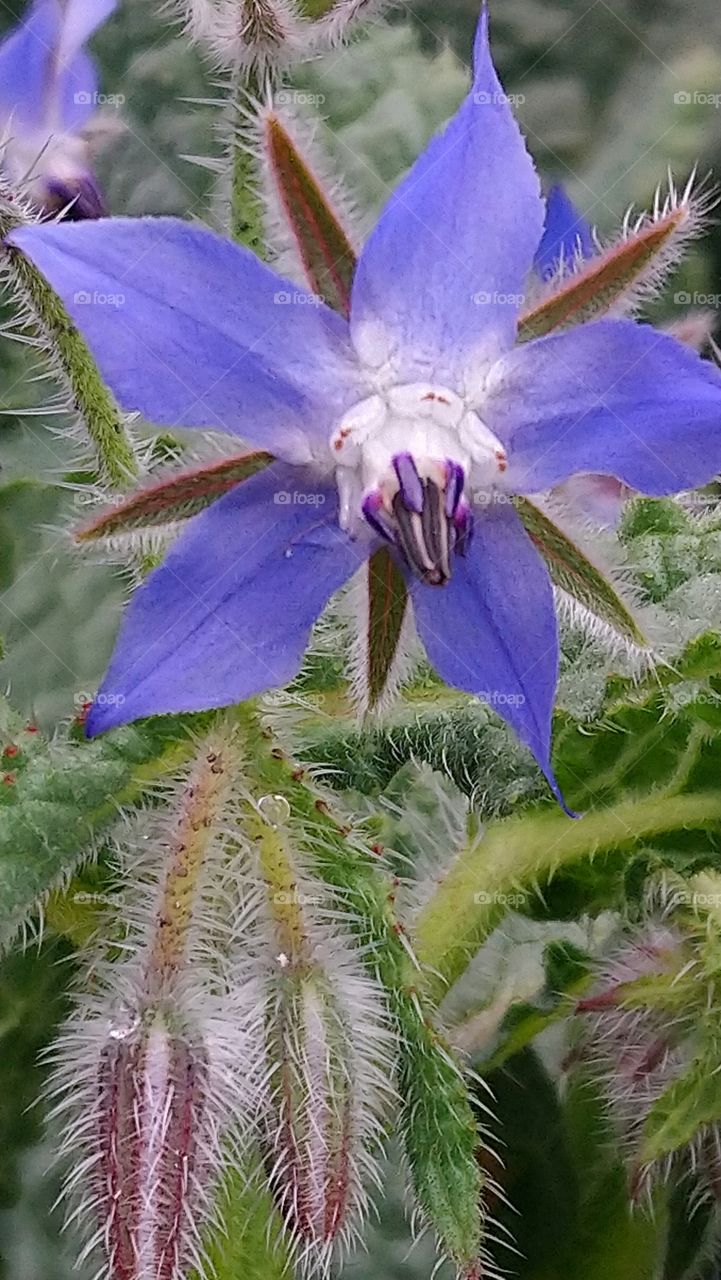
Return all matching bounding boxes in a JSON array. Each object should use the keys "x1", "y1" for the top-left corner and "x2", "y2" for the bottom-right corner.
[
  {"x1": 0, "y1": 203, "x2": 138, "y2": 491},
  {"x1": 231, "y1": 71, "x2": 265, "y2": 253},
  {"x1": 298, "y1": 0, "x2": 336, "y2": 14},
  {"x1": 146, "y1": 728, "x2": 235, "y2": 992},
  {"x1": 414, "y1": 790, "x2": 721, "y2": 1006}
]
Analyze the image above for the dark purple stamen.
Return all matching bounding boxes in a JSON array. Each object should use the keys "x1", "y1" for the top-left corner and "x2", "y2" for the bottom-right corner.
[
  {"x1": 444, "y1": 461, "x2": 465, "y2": 518},
  {"x1": 362, "y1": 491, "x2": 397, "y2": 545},
  {"x1": 392, "y1": 452, "x2": 424, "y2": 514},
  {"x1": 45, "y1": 175, "x2": 107, "y2": 222},
  {"x1": 453, "y1": 505, "x2": 475, "y2": 557}
]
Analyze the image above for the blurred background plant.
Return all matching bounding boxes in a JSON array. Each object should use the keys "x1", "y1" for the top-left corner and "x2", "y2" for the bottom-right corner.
[{"x1": 3, "y1": 1, "x2": 721, "y2": 1278}]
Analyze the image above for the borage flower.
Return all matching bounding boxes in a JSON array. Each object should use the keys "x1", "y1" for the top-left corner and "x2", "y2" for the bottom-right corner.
[
  {"x1": 9, "y1": 7, "x2": 721, "y2": 806},
  {"x1": 0, "y1": 0, "x2": 116, "y2": 218}
]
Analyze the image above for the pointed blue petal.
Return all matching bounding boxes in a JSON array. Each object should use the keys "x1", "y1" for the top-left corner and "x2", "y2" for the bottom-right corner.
[
  {"x1": 350, "y1": 6, "x2": 544, "y2": 387},
  {"x1": 409, "y1": 499, "x2": 568, "y2": 807},
  {"x1": 0, "y1": 0, "x2": 116, "y2": 133},
  {"x1": 485, "y1": 319, "x2": 721, "y2": 495},
  {"x1": 8, "y1": 217, "x2": 363, "y2": 463},
  {"x1": 86, "y1": 464, "x2": 366, "y2": 735},
  {"x1": 534, "y1": 185, "x2": 595, "y2": 281}
]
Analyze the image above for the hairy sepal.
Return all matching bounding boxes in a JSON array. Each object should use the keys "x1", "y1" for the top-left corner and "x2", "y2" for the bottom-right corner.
[
  {"x1": 232, "y1": 706, "x2": 492, "y2": 1277},
  {"x1": 521, "y1": 181, "x2": 706, "y2": 340},
  {"x1": 340, "y1": 549, "x2": 417, "y2": 716},
  {"x1": 74, "y1": 451, "x2": 274, "y2": 544},
  {"x1": 258, "y1": 107, "x2": 358, "y2": 317},
  {"x1": 516, "y1": 497, "x2": 649, "y2": 653}
]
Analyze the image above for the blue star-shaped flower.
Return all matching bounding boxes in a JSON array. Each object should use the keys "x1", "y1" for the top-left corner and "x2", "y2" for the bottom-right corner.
[
  {"x1": 9, "y1": 9, "x2": 721, "y2": 804},
  {"x1": 0, "y1": 0, "x2": 116, "y2": 218}
]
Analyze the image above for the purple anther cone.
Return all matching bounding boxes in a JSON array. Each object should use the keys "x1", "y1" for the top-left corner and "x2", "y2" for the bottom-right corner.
[
  {"x1": 393, "y1": 453, "x2": 424, "y2": 514},
  {"x1": 445, "y1": 461, "x2": 465, "y2": 517},
  {"x1": 453, "y1": 504, "x2": 475, "y2": 556},
  {"x1": 362, "y1": 491, "x2": 396, "y2": 544}
]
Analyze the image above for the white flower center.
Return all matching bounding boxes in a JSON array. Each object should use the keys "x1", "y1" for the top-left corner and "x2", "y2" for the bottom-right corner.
[{"x1": 329, "y1": 382, "x2": 507, "y2": 585}]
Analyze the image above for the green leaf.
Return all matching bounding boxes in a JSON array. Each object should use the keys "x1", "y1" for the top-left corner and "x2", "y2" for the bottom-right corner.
[
  {"x1": 639, "y1": 1051, "x2": 721, "y2": 1166},
  {"x1": 0, "y1": 701, "x2": 212, "y2": 945},
  {"x1": 195, "y1": 1163, "x2": 291, "y2": 1280},
  {"x1": 476, "y1": 941, "x2": 593, "y2": 1073},
  {"x1": 517, "y1": 497, "x2": 646, "y2": 647}
]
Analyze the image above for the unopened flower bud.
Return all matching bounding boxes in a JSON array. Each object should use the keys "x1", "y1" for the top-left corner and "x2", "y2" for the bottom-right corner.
[
  {"x1": 576, "y1": 921, "x2": 693, "y2": 1202},
  {"x1": 178, "y1": 0, "x2": 392, "y2": 71}
]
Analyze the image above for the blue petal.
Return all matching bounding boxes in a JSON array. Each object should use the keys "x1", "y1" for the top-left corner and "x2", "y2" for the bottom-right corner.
[
  {"x1": 409, "y1": 499, "x2": 567, "y2": 806},
  {"x1": 534, "y1": 185, "x2": 594, "y2": 281},
  {"x1": 0, "y1": 0, "x2": 115, "y2": 133},
  {"x1": 350, "y1": 6, "x2": 544, "y2": 387},
  {"x1": 8, "y1": 217, "x2": 362, "y2": 463},
  {"x1": 485, "y1": 319, "x2": 721, "y2": 495},
  {"x1": 86, "y1": 464, "x2": 366, "y2": 735}
]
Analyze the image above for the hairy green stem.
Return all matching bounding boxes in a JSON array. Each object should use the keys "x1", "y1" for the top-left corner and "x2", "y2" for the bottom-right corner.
[
  {"x1": 230, "y1": 71, "x2": 265, "y2": 253},
  {"x1": 414, "y1": 790, "x2": 721, "y2": 1005}
]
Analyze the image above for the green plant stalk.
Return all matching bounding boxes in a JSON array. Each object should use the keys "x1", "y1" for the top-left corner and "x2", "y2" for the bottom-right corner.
[
  {"x1": 414, "y1": 791, "x2": 721, "y2": 1005},
  {"x1": 230, "y1": 70, "x2": 265, "y2": 253},
  {"x1": 1, "y1": 207, "x2": 138, "y2": 491}
]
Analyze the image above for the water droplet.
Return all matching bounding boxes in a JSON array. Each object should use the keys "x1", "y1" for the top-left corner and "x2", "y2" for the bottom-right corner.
[
  {"x1": 108, "y1": 1005, "x2": 140, "y2": 1040},
  {"x1": 258, "y1": 793, "x2": 291, "y2": 826}
]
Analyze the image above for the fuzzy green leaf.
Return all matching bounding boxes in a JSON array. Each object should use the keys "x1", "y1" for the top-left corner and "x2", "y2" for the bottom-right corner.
[
  {"x1": 0, "y1": 700, "x2": 212, "y2": 945},
  {"x1": 639, "y1": 1051, "x2": 721, "y2": 1166}
]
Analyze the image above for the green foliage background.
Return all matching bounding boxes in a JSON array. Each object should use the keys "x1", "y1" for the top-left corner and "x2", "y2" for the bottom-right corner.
[{"x1": 2, "y1": 1, "x2": 721, "y2": 1277}]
